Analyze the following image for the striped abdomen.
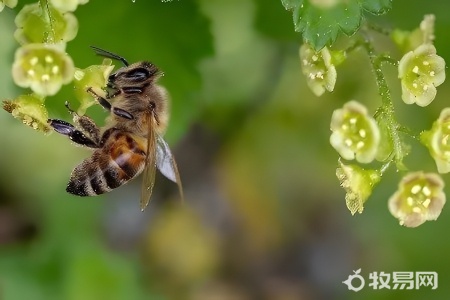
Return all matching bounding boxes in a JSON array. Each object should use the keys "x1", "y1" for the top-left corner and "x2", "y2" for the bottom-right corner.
[{"x1": 66, "y1": 131, "x2": 147, "y2": 196}]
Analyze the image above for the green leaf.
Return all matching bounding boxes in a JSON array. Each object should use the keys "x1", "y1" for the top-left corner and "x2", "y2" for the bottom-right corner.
[
  {"x1": 360, "y1": 0, "x2": 392, "y2": 14},
  {"x1": 281, "y1": 0, "x2": 392, "y2": 50}
]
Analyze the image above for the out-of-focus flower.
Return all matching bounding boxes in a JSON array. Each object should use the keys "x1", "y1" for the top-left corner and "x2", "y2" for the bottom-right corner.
[
  {"x1": 73, "y1": 59, "x2": 114, "y2": 115},
  {"x1": 398, "y1": 44, "x2": 445, "y2": 107},
  {"x1": 330, "y1": 101, "x2": 380, "y2": 163},
  {"x1": 14, "y1": 3, "x2": 78, "y2": 44},
  {"x1": 12, "y1": 43, "x2": 75, "y2": 96},
  {"x1": 421, "y1": 108, "x2": 450, "y2": 173},
  {"x1": 336, "y1": 161, "x2": 381, "y2": 215},
  {"x1": 299, "y1": 43, "x2": 337, "y2": 96},
  {"x1": 388, "y1": 172, "x2": 446, "y2": 227},
  {"x1": 144, "y1": 207, "x2": 219, "y2": 284},
  {"x1": 50, "y1": 0, "x2": 89, "y2": 12},
  {"x1": 391, "y1": 14, "x2": 436, "y2": 53},
  {"x1": 0, "y1": 0, "x2": 18, "y2": 11},
  {"x1": 2, "y1": 94, "x2": 51, "y2": 133}
]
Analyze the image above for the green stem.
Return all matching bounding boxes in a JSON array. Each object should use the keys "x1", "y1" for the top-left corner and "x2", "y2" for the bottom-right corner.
[
  {"x1": 361, "y1": 36, "x2": 405, "y2": 169},
  {"x1": 39, "y1": 0, "x2": 55, "y2": 43}
]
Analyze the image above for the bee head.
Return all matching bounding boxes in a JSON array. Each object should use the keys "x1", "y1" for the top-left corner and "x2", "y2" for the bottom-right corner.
[{"x1": 109, "y1": 62, "x2": 160, "y2": 87}]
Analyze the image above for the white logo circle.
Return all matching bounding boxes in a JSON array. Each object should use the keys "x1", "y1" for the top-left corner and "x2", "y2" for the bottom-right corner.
[{"x1": 343, "y1": 269, "x2": 365, "y2": 292}]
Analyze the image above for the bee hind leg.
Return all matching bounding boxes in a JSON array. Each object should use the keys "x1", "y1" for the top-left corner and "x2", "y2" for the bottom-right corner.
[
  {"x1": 64, "y1": 101, "x2": 101, "y2": 145},
  {"x1": 48, "y1": 119, "x2": 100, "y2": 148}
]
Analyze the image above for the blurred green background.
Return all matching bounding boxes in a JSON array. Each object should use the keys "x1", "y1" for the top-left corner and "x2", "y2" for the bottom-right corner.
[{"x1": 1, "y1": 0, "x2": 450, "y2": 299}]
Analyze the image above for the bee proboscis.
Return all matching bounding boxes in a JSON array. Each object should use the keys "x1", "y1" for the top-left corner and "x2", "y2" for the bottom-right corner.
[{"x1": 48, "y1": 46, "x2": 183, "y2": 210}]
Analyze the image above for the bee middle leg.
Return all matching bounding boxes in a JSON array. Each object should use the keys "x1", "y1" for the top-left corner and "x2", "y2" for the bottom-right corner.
[{"x1": 86, "y1": 87, "x2": 134, "y2": 120}]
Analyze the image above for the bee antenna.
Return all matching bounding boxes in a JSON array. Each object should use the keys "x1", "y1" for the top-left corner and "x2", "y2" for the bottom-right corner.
[{"x1": 90, "y1": 46, "x2": 129, "y2": 67}]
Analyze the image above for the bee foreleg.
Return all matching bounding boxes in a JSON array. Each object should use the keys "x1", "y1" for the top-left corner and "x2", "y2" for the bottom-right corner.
[
  {"x1": 48, "y1": 119, "x2": 100, "y2": 148},
  {"x1": 87, "y1": 87, "x2": 134, "y2": 120}
]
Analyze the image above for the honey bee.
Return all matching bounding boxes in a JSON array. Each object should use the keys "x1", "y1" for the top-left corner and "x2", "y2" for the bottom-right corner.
[{"x1": 48, "y1": 46, "x2": 183, "y2": 210}]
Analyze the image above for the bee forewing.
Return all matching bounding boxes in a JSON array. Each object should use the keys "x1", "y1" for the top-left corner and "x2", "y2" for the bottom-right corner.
[
  {"x1": 156, "y1": 135, "x2": 184, "y2": 202},
  {"x1": 140, "y1": 115, "x2": 157, "y2": 211},
  {"x1": 156, "y1": 136, "x2": 178, "y2": 183}
]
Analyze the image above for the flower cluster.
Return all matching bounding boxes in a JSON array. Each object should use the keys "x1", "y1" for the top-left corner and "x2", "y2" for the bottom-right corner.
[
  {"x1": 324, "y1": 15, "x2": 448, "y2": 227},
  {"x1": 2, "y1": 0, "x2": 110, "y2": 134}
]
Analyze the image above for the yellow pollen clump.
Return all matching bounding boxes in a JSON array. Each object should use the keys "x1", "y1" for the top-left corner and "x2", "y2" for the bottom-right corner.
[
  {"x1": 422, "y1": 186, "x2": 431, "y2": 197},
  {"x1": 45, "y1": 55, "x2": 54, "y2": 63},
  {"x1": 30, "y1": 57, "x2": 38, "y2": 65},
  {"x1": 411, "y1": 184, "x2": 421, "y2": 194},
  {"x1": 359, "y1": 129, "x2": 366, "y2": 138}
]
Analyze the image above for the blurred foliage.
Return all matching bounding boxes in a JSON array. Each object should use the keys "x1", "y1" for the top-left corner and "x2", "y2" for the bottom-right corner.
[{"x1": 1, "y1": 0, "x2": 450, "y2": 299}]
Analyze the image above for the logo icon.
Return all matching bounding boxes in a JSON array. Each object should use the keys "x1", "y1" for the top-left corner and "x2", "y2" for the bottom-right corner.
[{"x1": 343, "y1": 268, "x2": 365, "y2": 292}]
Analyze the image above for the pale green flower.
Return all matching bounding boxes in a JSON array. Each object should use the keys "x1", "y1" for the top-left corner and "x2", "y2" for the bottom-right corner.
[
  {"x1": 12, "y1": 43, "x2": 75, "y2": 96},
  {"x1": 389, "y1": 172, "x2": 446, "y2": 227},
  {"x1": 14, "y1": 3, "x2": 78, "y2": 44},
  {"x1": 398, "y1": 44, "x2": 445, "y2": 107},
  {"x1": 0, "y1": 0, "x2": 18, "y2": 11},
  {"x1": 73, "y1": 59, "x2": 114, "y2": 115},
  {"x1": 421, "y1": 108, "x2": 450, "y2": 173},
  {"x1": 336, "y1": 161, "x2": 381, "y2": 215},
  {"x1": 300, "y1": 43, "x2": 337, "y2": 96},
  {"x1": 330, "y1": 101, "x2": 380, "y2": 163},
  {"x1": 2, "y1": 94, "x2": 51, "y2": 133}
]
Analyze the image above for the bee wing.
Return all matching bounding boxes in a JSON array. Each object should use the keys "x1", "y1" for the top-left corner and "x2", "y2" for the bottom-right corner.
[
  {"x1": 140, "y1": 114, "x2": 157, "y2": 211},
  {"x1": 156, "y1": 134, "x2": 184, "y2": 201}
]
